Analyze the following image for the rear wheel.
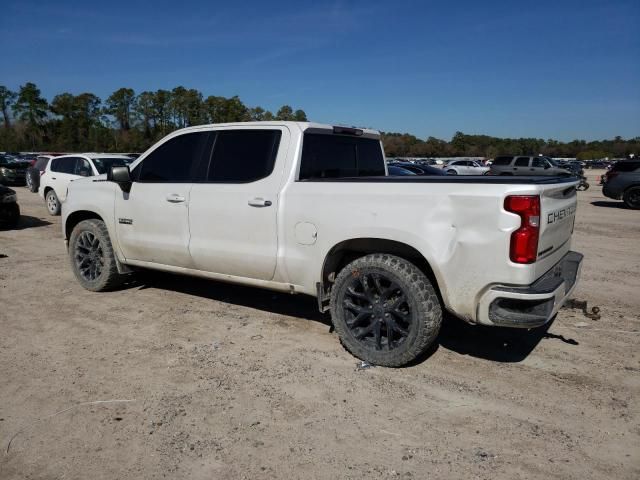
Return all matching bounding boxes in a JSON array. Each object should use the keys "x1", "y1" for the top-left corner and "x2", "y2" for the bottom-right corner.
[
  {"x1": 623, "y1": 186, "x2": 640, "y2": 209},
  {"x1": 45, "y1": 190, "x2": 60, "y2": 216},
  {"x1": 446, "y1": 169, "x2": 457, "y2": 175},
  {"x1": 69, "y1": 219, "x2": 125, "y2": 291},
  {"x1": 330, "y1": 254, "x2": 442, "y2": 367},
  {"x1": 26, "y1": 174, "x2": 35, "y2": 192}
]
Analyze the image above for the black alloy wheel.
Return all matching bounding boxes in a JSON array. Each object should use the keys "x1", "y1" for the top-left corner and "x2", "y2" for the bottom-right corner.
[
  {"x1": 342, "y1": 271, "x2": 413, "y2": 351},
  {"x1": 74, "y1": 231, "x2": 105, "y2": 281}
]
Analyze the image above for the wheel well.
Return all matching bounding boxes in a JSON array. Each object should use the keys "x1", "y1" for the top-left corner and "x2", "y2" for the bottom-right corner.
[
  {"x1": 321, "y1": 238, "x2": 441, "y2": 296},
  {"x1": 43, "y1": 186, "x2": 53, "y2": 196},
  {"x1": 65, "y1": 211, "x2": 104, "y2": 240}
]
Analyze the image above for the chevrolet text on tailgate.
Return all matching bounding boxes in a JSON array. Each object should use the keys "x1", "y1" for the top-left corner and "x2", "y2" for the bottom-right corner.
[{"x1": 62, "y1": 122, "x2": 583, "y2": 367}]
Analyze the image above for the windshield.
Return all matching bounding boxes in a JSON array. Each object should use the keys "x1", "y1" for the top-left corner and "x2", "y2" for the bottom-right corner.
[
  {"x1": 92, "y1": 157, "x2": 133, "y2": 174},
  {"x1": 545, "y1": 157, "x2": 559, "y2": 166}
]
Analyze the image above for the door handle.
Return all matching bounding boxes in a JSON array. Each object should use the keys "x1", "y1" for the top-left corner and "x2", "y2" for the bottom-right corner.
[
  {"x1": 248, "y1": 198, "x2": 272, "y2": 207},
  {"x1": 51, "y1": 177, "x2": 57, "y2": 180},
  {"x1": 166, "y1": 194, "x2": 186, "y2": 203}
]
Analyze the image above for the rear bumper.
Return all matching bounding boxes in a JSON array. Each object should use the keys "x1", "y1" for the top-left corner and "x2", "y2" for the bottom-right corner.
[
  {"x1": 476, "y1": 251, "x2": 583, "y2": 328},
  {"x1": 602, "y1": 183, "x2": 621, "y2": 200}
]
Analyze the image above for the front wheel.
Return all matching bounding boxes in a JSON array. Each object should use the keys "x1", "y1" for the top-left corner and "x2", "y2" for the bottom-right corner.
[
  {"x1": 623, "y1": 186, "x2": 640, "y2": 209},
  {"x1": 330, "y1": 254, "x2": 442, "y2": 367},
  {"x1": 69, "y1": 219, "x2": 125, "y2": 291}
]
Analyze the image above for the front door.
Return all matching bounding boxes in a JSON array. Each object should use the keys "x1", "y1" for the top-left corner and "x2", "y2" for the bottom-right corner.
[
  {"x1": 188, "y1": 127, "x2": 287, "y2": 280},
  {"x1": 114, "y1": 130, "x2": 211, "y2": 268}
]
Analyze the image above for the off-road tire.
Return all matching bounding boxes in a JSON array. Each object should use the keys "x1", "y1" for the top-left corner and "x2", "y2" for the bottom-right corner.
[
  {"x1": 330, "y1": 254, "x2": 442, "y2": 367},
  {"x1": 46, "y1": 189, "x2": 61, "y2": 216},
  {"x1": 69, "y1": 219, "x2": 124, "y2": 291},
  {"x1": 623, "y1": 186, "x2": 640, "y2": 210}
]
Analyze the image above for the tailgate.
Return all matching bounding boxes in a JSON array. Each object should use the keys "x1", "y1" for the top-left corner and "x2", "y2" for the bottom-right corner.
[{"x1": 538, "y1": 181, "x2": 578, "y2": 260}]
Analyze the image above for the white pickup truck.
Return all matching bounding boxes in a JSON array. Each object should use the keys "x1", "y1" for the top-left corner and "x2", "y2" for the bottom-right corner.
[{"x1": 62, "y1": 122, "x2": 583, "y2": 366}]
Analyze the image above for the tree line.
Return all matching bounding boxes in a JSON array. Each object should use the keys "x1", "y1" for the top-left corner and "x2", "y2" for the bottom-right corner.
[
  {"x1": 0, "y1": 82, "x2": 307, "y2": 152},
  {"x1": 1, "y1": 82, "x2": 638, "y2": 159},
  {"x1": 381, "y1": 131, "x2": 639, "y2": 160}
]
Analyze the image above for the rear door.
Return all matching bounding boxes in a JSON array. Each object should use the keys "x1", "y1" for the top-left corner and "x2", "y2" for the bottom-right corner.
[
  {"x1": 114, "y1": 131, "x2": 211, "y2": 267},
  {"x1": 48, "y1": 157, "x2": 78, "y2": 200},
  {"x1": 188, "y1": 127, "x2": 287, "y2": 280}
]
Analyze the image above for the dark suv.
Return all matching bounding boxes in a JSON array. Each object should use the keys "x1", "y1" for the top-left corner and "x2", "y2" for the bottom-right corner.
[
  {"x1": 602, "y1": 160, "x2": 640, "y2": 209},
  {"x1": 490, "y1": 155, "x2": 572, "y2": 176}
]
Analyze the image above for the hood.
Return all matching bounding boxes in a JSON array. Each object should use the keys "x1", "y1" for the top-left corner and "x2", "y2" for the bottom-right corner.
[{"x1": 0, "y1": 161, "x2": 30, "y2": 169}]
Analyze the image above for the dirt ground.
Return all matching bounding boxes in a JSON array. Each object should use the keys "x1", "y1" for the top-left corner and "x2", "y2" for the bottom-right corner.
[{"x1": 1, "y1": 169, "x2": 638, "y2": 480}]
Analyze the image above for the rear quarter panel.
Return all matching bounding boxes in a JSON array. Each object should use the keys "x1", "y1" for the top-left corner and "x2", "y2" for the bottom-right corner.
[{"x1": 280, "y1": 181, "x2": 559, "y2": 322}]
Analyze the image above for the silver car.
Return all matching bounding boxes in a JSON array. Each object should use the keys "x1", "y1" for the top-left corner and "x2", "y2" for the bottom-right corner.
[{"x1": 490, "y1": 156, "x2": 571, "y2": 176}]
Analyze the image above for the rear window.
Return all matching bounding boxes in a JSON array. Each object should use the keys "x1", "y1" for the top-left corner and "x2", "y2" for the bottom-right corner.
[
  {"x1": 492, "y1": 156, "x2": 513, "y2": 166},
  {"x1": 514, "y1": 157, "x2": 530, "y2": 167},
  {"x1": 299, "y1": 133, "x2": 385, "y2": 179},
  {"x1": 34, "y1": 157, "x2": 49, "y2": 170},
  {"x1": 612, "y1": 161, "x2": 640, "y2": 172}
]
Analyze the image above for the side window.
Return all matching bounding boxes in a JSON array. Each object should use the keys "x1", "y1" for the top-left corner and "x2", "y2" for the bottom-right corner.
[
  {"x1": 74, "y1": 158, "x2": 92, "y2": 176},
  {"x1": 136, "y1": 132, "x2": 210, "y2": 183},
  {"x1": 208, "y1": 130, "x2": 282, "y2": 182},
  {"x1": 532, "y1": 157, "x2": 546, "y2": 168},
  {"x1": 492, "y1": 156, "x2": 513, "y2": 166},
  {"x1": 514, "y1": 157, "x2": 530, "y2": 167}
]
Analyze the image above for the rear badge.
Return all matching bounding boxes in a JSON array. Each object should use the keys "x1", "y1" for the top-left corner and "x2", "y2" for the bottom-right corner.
[{"x1": 118, "y1": 218, "x2": 133, "y2": 225}]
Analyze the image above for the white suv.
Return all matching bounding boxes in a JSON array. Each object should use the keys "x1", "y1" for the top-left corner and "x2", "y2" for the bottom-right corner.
[
  {"x1": 444, "y1": 160, "x2": 490, "y2": 175},
  {"x1": 39, "y1": 154, "x2": 133, "y2": 215}
]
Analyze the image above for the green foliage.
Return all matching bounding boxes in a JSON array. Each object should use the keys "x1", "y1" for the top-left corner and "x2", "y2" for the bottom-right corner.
[
  {"x1": 0, "y1": 81, "x2": 636, "y2": 159},
  {"x1": 105, "y1": 88, "x2": 135, "y2": 130},
  {"x1": 0, "y1": 86, "x2": 18, "y2": 129},
  {"x1": 576, "y1": 150, "x2": 612, "y2": 161},
  {"x1": 381, "y1": 131, "x2": 639, "y2": 159},
  {"x1": 276, "y1": 105, "x2": 294, "y2": 120}
]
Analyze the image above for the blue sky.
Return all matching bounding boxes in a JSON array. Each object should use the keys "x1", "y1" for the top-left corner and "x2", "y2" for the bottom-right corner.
[{"x1": 2, "y1": 0, "x2": 639, "y2": 141}]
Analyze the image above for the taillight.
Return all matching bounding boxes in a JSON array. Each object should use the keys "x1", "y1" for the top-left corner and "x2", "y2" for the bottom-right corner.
[{"x1": 504, "y1": 195, "x2": 540, "y2": 264}]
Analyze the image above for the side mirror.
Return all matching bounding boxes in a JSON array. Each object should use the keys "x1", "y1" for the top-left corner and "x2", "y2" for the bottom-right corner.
[
  {"x1": 108, "y1": 165, "x2": 132, "y2": 192},
  {"x1": 544, "y1": 164, "x2": 550, "y2": 169}
]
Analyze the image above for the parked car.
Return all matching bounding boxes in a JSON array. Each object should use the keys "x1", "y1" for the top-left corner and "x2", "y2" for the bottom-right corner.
[
  {"x1": 444, "y1": 160, "x2": 490, "y2": 175},
  {"x1": 62, "y1": 121, "x2": 583, "y2": 367},
  {"x1": 387, "y1": 165, "x2": 417, "y2": 176},
  {"x1": 26, "y1": 155, "x2": 57, "y2": 193},
  {"x1": 39, "y1": 154, "x2": 133, "y2": 215},
  {"x1": 388, "y1": 162, "x2": 445, "y2": 176},
  {"x1": 0, "y1": 155, "x2": 30, "y2": 185},
  {"x1": 0, "y1": 185, "x2": 20, "y2": 227},
  {"x1": 602, "y1": 160, "x2": 640, "y2": 209},
  {"x1": 490, "y1": 156, "x2": 573, "y2": 176}
]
